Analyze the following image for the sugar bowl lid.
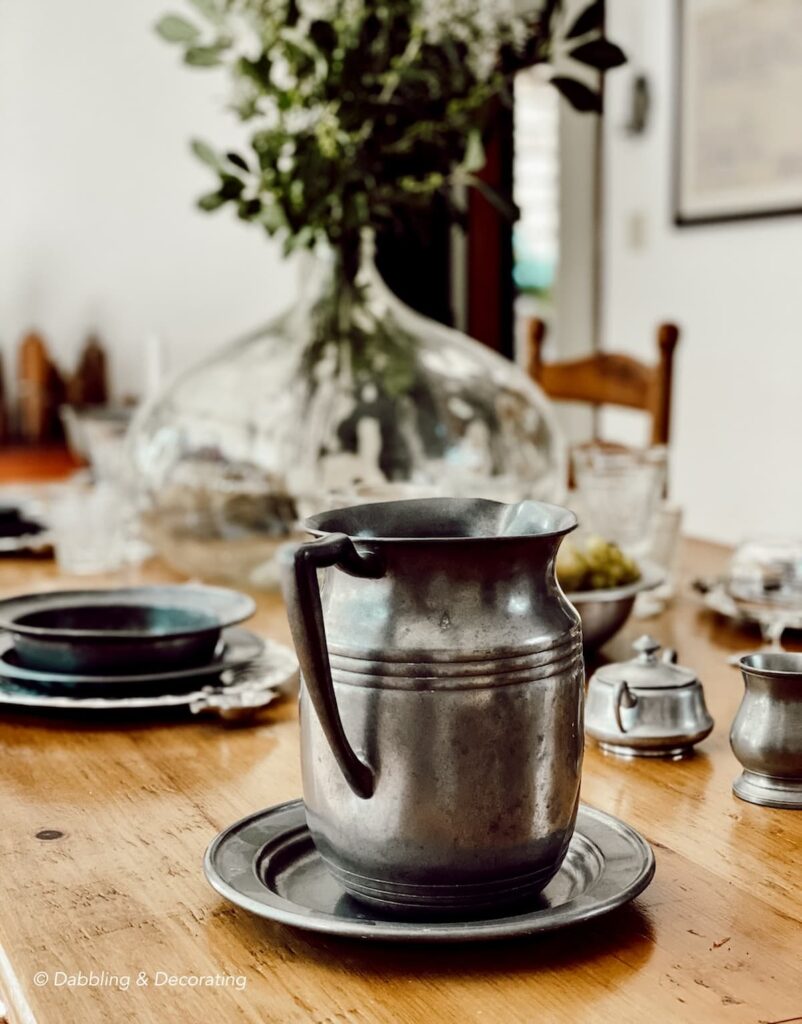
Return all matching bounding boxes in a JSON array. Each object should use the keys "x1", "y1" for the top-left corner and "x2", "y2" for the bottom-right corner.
[{"x1": 594, "y1": 635, "x2": 697, "y2": 690}]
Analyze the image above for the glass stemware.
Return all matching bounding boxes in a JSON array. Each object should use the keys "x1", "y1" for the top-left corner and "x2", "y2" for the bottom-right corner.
[{"x1": 570, "y1": 444, "x2": 668, "y2": 557}]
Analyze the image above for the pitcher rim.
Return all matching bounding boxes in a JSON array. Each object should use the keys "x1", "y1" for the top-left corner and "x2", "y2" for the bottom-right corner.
[
  {"x1": 302, "y1": 497, "x2": 578, "y2": 545},
  {"x1": 739, "y1": 651, "x2": 802, "y2": 678}
]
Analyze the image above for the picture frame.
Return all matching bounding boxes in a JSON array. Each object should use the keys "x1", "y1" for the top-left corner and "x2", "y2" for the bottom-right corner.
[{"x1": 674, "y1": 0, "x2": 802, "y2": 226}]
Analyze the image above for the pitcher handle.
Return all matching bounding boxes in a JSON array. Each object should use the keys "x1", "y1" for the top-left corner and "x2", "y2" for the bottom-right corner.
[{"x1": 282, "y1": 533, "x2": 383, "y2": 799}]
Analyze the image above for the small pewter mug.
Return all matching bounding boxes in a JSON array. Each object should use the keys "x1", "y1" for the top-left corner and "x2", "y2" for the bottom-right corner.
[
  {"x1": 731, "y1": 653, "x2": 802, "y2": 809},
  {"x1": 281, "y1": 497, "x2": 585, "y2": 913}
]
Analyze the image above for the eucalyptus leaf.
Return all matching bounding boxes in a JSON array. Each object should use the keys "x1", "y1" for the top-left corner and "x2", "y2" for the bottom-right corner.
[
  {"x1": 155, "y1": 14, "x2": 200, "y2": 43},
  {"x1": 238, "y1": 198, "x2": 262, "y2": 219},
  {"x1": 551, "y1": 76, "x2": 601, "y2": 112},
  {"x1": 462, "y1": 130, "x2": 485, "y2": 174},
  {"x1": 190, "y1": 141, "x2": 249, "y2": 182},
  {"x1": 566, "y1": 0, "x2": 604, "y2": 40},
  {"x1": 219, "y1": 175, "x2": 245, "y2": 200},
  {"x1": 238, "y1": 55, "x2": 272, "y2": 90},
  {"x1": 184, "y1": 45, "x2": 224, "y2": 66},
  {"x1": 187, "y1": 0, "x2": 222, "y2": 23},
  {"x1": 568, "y1": 38, "x2": 627, "y2": 71},
  {"x1": 190, "y1": 138, "x2": 222, "y2": 169},
  {"x1": 309, "y1": 19, "x2": 337, "y2": 53},
  {"x1": 259, "y1": 203, "x2": 286, "y2": 232},
  {"x1": 226, "y1": 152, "x2": 250, "y2": 172},
  {"x1": 197, "y1": 191, "x2": 226, "y2": 211}
]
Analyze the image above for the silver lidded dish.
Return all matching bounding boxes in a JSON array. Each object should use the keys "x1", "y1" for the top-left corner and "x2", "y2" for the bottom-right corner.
[{"x1": 586, "y1": 635, "x2": 714, "y2": 759}]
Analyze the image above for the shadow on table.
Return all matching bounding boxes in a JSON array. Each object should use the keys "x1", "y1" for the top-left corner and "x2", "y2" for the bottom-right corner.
[
  {"x1": 219, "y1": 900, "x2": 656, "y2": 981},
  {"x1": 0, "y1": 695, "x2": 293, "y2": 733}
]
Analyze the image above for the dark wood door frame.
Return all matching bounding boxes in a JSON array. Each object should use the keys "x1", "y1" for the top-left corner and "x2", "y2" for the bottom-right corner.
[
  {"x1": 377, "y1": 105, "x2": 516, "y2": 358},
  {"x1": 466, "y1": 104, "x2": 515, "y2": 358}
]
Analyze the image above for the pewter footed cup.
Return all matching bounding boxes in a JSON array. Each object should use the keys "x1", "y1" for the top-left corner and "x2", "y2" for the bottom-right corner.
[{"x1": 732, "y1": 652, "x2": 802, "y2": 809}]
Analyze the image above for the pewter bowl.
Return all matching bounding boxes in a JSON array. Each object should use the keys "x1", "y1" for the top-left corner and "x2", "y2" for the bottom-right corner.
[
  {"x1": 565, "y1": 562, "x2": 664, "y2": 651},
  {"x1": 0, "y1": 585, "x2": 255, "y2": 673}
]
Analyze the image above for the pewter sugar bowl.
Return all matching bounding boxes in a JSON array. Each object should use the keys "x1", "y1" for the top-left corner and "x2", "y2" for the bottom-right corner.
[{"x1": 586, "y1": 635, "x2": 713, "y2": 759}]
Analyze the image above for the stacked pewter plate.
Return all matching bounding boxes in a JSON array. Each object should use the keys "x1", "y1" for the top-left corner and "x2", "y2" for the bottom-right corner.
[{"x1": 0, "y1": 585, "x2": 298, "y2": 719}]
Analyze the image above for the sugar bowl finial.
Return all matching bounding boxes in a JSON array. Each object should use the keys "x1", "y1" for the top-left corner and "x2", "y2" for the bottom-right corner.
[{"x1": 632, "y1": 635, "x2": 660, "y2": 662}]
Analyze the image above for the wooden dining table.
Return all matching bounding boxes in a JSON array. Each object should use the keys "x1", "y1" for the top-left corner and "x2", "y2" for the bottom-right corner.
[{"x1": 0, "y1": 538, "x2": 799, "y2": 1024}]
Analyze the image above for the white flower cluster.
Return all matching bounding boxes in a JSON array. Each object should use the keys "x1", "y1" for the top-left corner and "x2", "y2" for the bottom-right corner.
[
  {"x1": 225, "y1": 0, "x2": 547, "y2": 83},
  {"x1": 294, "y1": 0, "x2": 362, "y2": 20},
  {"x1": 419, "y1": 0, "x2": 547, "y2": 80}
]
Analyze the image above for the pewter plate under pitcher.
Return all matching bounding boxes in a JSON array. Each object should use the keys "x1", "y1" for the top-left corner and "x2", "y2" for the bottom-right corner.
[{"x1": 204, "y1": 799, "x2": 655, "y2": 942}]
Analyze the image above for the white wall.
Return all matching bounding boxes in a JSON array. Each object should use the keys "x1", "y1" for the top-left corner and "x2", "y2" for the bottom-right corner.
[
  {"x1": 0, "y1": 0, "x2": 293, "y2": 400},
  {"x1": 602, "y1": 0, "x2": 802, "y2": 543},
  {"x1": 552, "y1": 100, "x2": 598, "y2": 443}
]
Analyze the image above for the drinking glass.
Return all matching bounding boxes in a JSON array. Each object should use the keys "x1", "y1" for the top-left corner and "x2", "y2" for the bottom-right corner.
[
  {"x1": 571, "y1": 444, "x2": 668, "y2": 555},
  {"x1": 48, "y1": 483, "x2": 126, "y2": 575}
]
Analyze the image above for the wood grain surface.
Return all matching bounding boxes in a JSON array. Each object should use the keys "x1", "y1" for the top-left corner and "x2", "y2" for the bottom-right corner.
[{"x1": 0, "y1": 540, "x2": 799, "y2": 1024}]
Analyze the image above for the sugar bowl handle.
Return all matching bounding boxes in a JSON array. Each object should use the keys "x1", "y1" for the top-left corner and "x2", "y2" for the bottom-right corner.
[
  {"x1": 613, "y1": 680, "x2": 638, "y2": 733},
  {"x1": 282, "y1": 533, "x2": 383, "y2": 799}
]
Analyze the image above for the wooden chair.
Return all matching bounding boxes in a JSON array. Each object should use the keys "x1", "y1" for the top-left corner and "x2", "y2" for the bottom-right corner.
[{"x1": 526, "y1": 318, "x2": 680, "y2": 446}]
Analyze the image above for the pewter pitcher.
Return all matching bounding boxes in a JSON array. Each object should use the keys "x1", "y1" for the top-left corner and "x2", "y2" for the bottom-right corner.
[{"x1": 281, "y1": 497, "x2": 585, "y2": 912}]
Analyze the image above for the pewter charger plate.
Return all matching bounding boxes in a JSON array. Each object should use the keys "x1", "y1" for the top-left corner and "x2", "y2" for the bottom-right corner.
[
  {"x1": 204, "y1": 799, "x2": 655, "y2": 942},
  {"x1": 0, "y1": 638, "x2": 298, "y2": 718},
  {"x1": 0, "y1": 627, "x2": 264, "y2": 690}
]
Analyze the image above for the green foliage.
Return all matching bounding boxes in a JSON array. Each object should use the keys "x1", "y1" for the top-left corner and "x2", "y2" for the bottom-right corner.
[
  {"x1": 155, "y1": 0, "x2": 624, "y2": 253},
  {"x1": 565, "y1": 0, "x2": 603, "y2": 39},
  {"x1": 157, "y1": 14, "x2": 200, "y2": 41}
]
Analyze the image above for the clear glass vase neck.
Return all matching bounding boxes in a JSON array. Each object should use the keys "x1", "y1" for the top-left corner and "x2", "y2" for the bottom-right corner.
[{"x1": 300, "y1": 232, "x2": 377, "y2": 293}]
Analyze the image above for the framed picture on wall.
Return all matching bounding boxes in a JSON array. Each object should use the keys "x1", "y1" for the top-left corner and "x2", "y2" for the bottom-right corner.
[{"x1": 675, "y1": 0, "x2": 802, "y2": 225}]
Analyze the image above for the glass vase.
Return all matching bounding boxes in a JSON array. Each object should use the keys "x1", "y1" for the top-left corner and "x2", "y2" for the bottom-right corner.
[{"x1": 129, "y1": 236, "x2": 565, "y2": 586}]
